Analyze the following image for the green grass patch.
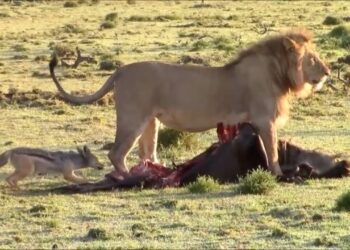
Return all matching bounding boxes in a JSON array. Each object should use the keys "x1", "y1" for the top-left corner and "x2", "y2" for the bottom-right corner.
[
  {"x1": 335, "y1": 191, "x2": 350, "y2": 211},
  {"x1": 87, "y1": 228, "x2": 109, "y2": 240},
  {"x1": 323, "y1": 16, "x2": 343, "y2": 25},
  {"x1": 187, "y1": 176, "x2": 220, "y2": 193},
  {"x1": 105, "y1": 12, "x2": 118, "y2": 21},
  {"x1": 100, "y1": 21, "x2": 116, "y2": 29},
  {"x1": 239, "y1": 168, "x2": 277, "y2": 195},
  {"x1": 328, "y1": 25, "x2": 350, "y2": 48},
  {"x1": 158, "y1": 128, "x2": 199, "y2": 150},
  {"x1": 64, "y1": 1, "x2": 78, "y2": 8}
]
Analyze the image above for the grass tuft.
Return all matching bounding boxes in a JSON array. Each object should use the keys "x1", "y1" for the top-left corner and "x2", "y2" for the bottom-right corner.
[
  {"x1": 87, "y1": 228, "x2": 109, "y2": 240},
  {"x1": 187, "y1": 176, "x2": 220, "y2": 193},
  {"x1": 238, "y1": 168, "x2": 277, "y2": 195},
  {"x1": 329, "y1": 25, "x2": 350, "y2": 38},
  {"x1": 99, "y1": 60, "x2": 116, "y2": 70},
  {"x1": 100, "y1": 21, "x2": 116, "y2": 29},
  {"x1": 335, "y1": 191, "x2": 350, "y2": 211},
  {"x1": 328, "y1": 25, "x2": 350, "y2": 48},
  {"x1": 64, "y1": 1, "x2": 78, "y2": 8},
  {"x1": 158, "y1": 128, "x2": 199, "y2": 150},
  {"x1": 323, "y1": 16, "x2": 343, "y2": 25},
  {"x1": 127, "y1": 15, "x2": 152, "y2": 22},
  {"x1": 105, "y1": 12, "x2": 118, "y2": 21}
]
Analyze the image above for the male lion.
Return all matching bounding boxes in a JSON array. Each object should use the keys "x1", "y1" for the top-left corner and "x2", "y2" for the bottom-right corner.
[{"x1": 49, "y1": 30, "x2": 330, "y2": 179}]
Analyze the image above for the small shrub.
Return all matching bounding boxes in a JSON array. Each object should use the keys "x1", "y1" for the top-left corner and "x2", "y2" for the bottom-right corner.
[
  {"x1": 131, "y1": 223, "x2": 147, "y2": 238},
  {"x1": 314, "y1": 236, "x2": 336, "y2": 247},
  {"x1": 29, "y1": 205, "x2": 46, "y2": 213},
  {"x1": 323, "y1": 16, "x2": 342, "y2": 25},
  {"x1": 214, "y1": 36, "x2": 234, "y2": 51},
  {"x1": 226, "y1": 14, "x2": 238, "y2": 21},
  {"x1": 328, "y1": 25, "x2": 350, "y2": 48},
  {"x1": 99, "y1": 60, "x2": 115, "y2": 71},
  {"x1": 13, "y1": 55, "x2": 29, "y2": 60},
  {"x1": 34, "y1": 55, "x2": 48, "y2": 62},
  {"x1": 87, "y1": 228, "x2": 109, "y2": 240},
  {"x1": 335, "y1": 191, "x2": 350, "y2": 211},
  {"x1": 28, "y1": 205, "x2": 47, "y2": 217},
  {"x1": 91, "y1": 0, "x2": 100, "y2": 4},
  {"x1": 329, "y1": 25, "x2": 350, "y2": 38},
  {"x1": 100, "y1": 21, "x2": 116, "y2": 29},
  {"x1": 126, "y1": 0, "x2": 136, "y2": 4},
  {"x1": 239, "y1": 168, "x2": 277, "y2": 195},
  {"x1": 158, "y1": 128, "x2": 198, "y2": 150},
  {"x1": 50, "y1": 44, "x2": 75, "y2": 57},
  {"x1": 64, "y1": 1, "x2": 78, "y2": 8},
  {"x1": 0, "y1": 12, "x2": 10, "y2": 18},
  {"x1": 105, "y1": 12, "x2": 118, "y2": 21},
  {"x1": 62, "y1": 24, "x2": 83, "y2": 33},
  {"x1": 12, "y1": 44, "x2": 27, "y2": 52},
  {"x1": 187, "y1": 176, "x2": 220, "y2": 193},
  {"x1": 154, "y1": 15, "x2": 180, "y2": 22},
  {"x1": 271, "y1": 227, "x2": 288, "y2": 237},
  {"x1": 127, "y1": 15, "x2": 152, "y2": 22},
  {"x1": 190, "y1": 40, "x2": 210, "y2": 51}
]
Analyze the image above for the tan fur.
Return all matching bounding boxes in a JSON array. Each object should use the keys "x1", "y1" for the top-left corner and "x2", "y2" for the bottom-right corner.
[
  {"x1": 50, "y1": 30, "x2": 330, "y2": 177},
  {"x1": 0, "y1": 146, "x2": 103, "y2": 188}
]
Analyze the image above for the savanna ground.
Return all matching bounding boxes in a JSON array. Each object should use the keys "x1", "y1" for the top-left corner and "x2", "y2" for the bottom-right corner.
[{"x1": 0, "y1": 0, "x2": 350, "y2": 248}]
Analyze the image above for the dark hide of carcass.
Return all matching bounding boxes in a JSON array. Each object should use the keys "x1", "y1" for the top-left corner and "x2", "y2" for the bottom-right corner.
[{"x1": 54, "y1": 123, "x2": 350, "y2": 194}]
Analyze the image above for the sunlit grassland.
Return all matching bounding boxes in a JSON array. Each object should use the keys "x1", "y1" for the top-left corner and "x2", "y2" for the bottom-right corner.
[{"x1": 0, "y1": 0, "x2": 350, "y2": 248}]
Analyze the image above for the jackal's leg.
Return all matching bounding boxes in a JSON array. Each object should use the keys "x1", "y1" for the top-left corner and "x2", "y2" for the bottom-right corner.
[
  {"x1": 6, "y1": 157, "x2": 35, "y2": 188},
  {"x1": 138, "y1": 118, "x2": 159, "y2": 162},
  {"x1": 6, "y1": 170, "x2": 30, "y2": 188},
  {"x1": 63, "y1": 171, "x2": 87, "y2": 184}
]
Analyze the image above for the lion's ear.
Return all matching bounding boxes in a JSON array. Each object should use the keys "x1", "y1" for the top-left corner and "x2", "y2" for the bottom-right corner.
[{"x1": 282, "y1": 37, "x2": 298, "y2": 52}]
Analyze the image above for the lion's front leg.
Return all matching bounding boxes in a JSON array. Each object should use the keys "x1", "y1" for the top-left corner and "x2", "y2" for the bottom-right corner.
[{"x1": 255, "y1": 121, "x2": 283, "y2": 176}]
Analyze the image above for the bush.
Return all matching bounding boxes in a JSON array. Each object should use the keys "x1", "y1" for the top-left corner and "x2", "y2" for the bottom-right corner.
[
  {"x1": 64, "y1": 1, "x2": 78, "y2": 8},
  {"x1": 187, "y1": 176, "x2": 220, "y2": 193},
  {"x1": 127, "y1": 15, "x2": 152, "y2": 22},
  {"x1": 190, "y1": 40, "x2": 210, "y2": 51},
  {"x1": 329, "y1": 25, "x2": 350, "y2": 38},
  {"x1": 105, "y1": 12, "x2": 118, "y2": 21},
  {"x1": 87, "y1": 228, "x2": 109, "y2": 240},
  {"x1": 238, "y1": 168, "x2": 277, "y2": 195},
  {"x1": 154, "y1": 15, "x2": 180, "y2": 22},
  {"x1": 100, "y1": 21, "x2": 116, "y2": 29},
  {"x1": 62, "y1": 24, "x2": 83, "y2": 33},
  {"x1": 99, "y1": 60, "x2": 115, "y2": 71},
  {"x1": 126, "y1": 0, "x2": 136, "y2": 4},
  {"x1": 323, "y1": 16, "x2": 343, "y2": 25},
  {"x1": 328, "y1": 25, "x2": 350, "y2": 48},
  {"x1": 335, "y1": 191, "x2": 350, "y2": 211},
  {"x1": 158, "y1": 128, "x2": 199, "y2": 150}
]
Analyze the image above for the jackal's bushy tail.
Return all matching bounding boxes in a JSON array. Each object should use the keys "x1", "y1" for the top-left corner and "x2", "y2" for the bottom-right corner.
[{"x1": 0, "y1": 151, "x2": 10, "y2": 167}]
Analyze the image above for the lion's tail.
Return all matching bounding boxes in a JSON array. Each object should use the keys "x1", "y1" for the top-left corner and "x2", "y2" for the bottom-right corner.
[
  {"x1": 0, "y1": 151, "x2": 10, "y2": 168},
  {"x1": 49, "y1": 55, "x2": 117, "y2": 104}
]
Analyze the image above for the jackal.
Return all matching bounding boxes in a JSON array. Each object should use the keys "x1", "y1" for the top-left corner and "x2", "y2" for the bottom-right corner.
[{"x1": 0, "y1": 145, "x2": 103, "y2": 188}]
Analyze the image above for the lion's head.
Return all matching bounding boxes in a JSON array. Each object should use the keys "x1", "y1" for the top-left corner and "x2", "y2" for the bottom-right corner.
[
  {"x1": 278, "y1": 30, "x2": 330, "y2": 93},
  {"x1": 302, "y1": 50, "x2": 330, "y2": 91}
]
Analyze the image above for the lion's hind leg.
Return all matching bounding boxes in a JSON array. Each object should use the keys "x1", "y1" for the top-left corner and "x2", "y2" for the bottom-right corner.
[
  {"x1": 108, "y1": 114, "x2": 151, "y2": 178},
  {"x1": 138, "y1": 118, "x2": 160, "y2": 162}
]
